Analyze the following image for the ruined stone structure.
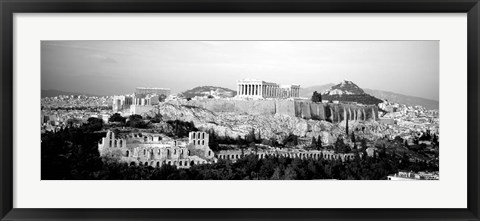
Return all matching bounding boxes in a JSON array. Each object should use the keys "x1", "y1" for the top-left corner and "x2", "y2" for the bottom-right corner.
[
  {"x1": 132, "y1": 93, "x2": 160, "y2": 106},
  {"x1": 129, "y1": 93, "x2": 161, "y2": 115},
  {"x1": 216, "y1": 148, "x2": 356, "y2": 163},
  {"x1": 112, "y1": 95, "x2": 134, "y2": 112},
  {"x1": 98, "y1": 131, "x2": 215, "y2": 168},
  {"x1": 236, "y1": 79, "x2": 300, "y2": 99}
]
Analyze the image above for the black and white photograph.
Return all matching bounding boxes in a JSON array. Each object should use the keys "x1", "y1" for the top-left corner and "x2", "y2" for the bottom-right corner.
[{"x1": 40, "y1": 40, "x2": 440, "y2": 180}]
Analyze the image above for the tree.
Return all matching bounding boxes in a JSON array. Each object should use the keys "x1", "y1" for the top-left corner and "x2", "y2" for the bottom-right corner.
[
  {"x1": 311, "y1": 91, "x2": 322, "y2": 103},
  {"x1": 150, "y1": 112, "x2": 163, "y2": 123},
  {"x1": 310, "y1": 137, "x2": 317, "y2": 150},
  {"x1": 84, "y1": 117, "x2": 104, "y2": 132},
  {"x1": 283, "y1": 133, "x2": 298, "y2": 147},
  {"x1": 246, "y1": 128, "x2": 256, "y2": 143},
  {"x1": 127, "y1": 114, "x2": 149, "y2": 128},
  {"x1": 335, "y1": 137, "x2": 350, "y2": 153},
  {"x1": 316, "y1": 135, "x2": 323, "y2": 150},
  {"x1": 128, "y1": 114, "x2": 143, "y2": 121},
  {"x1": 158, "y1": 94, "x2": 167, "y2": 102},
  {"x1": 250, "y1": 142, "x2": 258, "y2": 154},
  {"x1": 283, "y1": 166, "x2": 297, "y2": 180},
  {"x1": 109, "y1": 113, "x2": 126, "y2": 123},
  {"x1": 345, "y1": 116, "x2": 349, "y2": 135},
  {"x1": 432, "y1": 134, "x2": 438, "y2": 144},
  {"x1": 361, "y1": 139, "x2": 368, "y2": 149}
]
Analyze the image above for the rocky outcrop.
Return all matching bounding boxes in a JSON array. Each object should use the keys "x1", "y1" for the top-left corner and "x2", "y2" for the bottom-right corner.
[{"x1": 147, "y1": 103, "x2": 342, "y2": 145}]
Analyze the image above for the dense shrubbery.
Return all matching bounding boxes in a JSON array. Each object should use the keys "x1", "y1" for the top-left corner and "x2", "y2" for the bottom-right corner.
[
  {"x1": 311, "y1": 91, "x2": 322, "y2": 103},
  {"x1": 41, "y1": 118, "x2": 105, "y2": 180},
  {"x1": 109, "y1": 113, "x2": 126, "y2": 124},
  {"x1": 164, "y1": 120, "x2": 198, "y2": 138},
  {"x1": 41, "y1": 122, "x2": 438, "y2": 180}
]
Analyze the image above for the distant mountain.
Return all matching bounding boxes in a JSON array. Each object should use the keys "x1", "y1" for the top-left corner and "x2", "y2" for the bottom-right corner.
[
  {"x1": 363, "y1": 88, "x2": 439, "y2": 110},
  {"x1": 320, "y1": 80, "x2": 383, "y2": 105},
  {"x1": 299, "y1": 83, "x2": 335, "y2": 98},
  {"x1": 301, "y1": 82, "x2": 438, "y2": 109},
  {"x1": 180, "y1": 86, "x2": 236, "y2": 99},
  {"x1": 41, "y1": 89, "x2": 104, "y2": 98}
]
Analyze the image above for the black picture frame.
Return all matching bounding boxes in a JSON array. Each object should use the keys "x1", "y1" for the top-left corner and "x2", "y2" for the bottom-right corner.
[{"x1": 1, "y1": 0, "x2": 479, "y2": 220}]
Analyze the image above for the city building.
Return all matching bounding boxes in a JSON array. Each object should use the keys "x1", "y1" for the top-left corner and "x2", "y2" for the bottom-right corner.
[
  {"x1": 236, "y1": 79, "x2": 300, "y2": 99},
  {"x1": 387, "y1": 171, "x2": 439, "y2": 180}
]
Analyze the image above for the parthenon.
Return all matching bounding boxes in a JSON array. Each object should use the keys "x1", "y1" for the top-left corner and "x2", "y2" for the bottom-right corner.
[{"x1": 236, "y1": 79, "x2": 300, "y2": 99}]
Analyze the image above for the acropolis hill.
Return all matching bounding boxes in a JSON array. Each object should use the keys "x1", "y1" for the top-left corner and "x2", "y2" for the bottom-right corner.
[{"x1": 114, "y1": 79, "x2": 379, "y2": 145}]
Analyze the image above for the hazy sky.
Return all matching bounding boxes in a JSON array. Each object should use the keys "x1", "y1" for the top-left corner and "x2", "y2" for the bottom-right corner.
[{"x1": 41, "y1": 41, "x2": 439, "y2": 101}]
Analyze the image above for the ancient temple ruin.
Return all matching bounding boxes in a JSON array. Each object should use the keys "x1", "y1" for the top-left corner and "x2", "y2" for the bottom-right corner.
[{"x1": 236, "y1": 78, "x2": 300, "y2": 99}]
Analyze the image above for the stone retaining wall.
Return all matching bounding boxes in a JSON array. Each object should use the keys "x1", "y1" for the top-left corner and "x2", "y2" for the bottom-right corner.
[{"x1": 184, "y1": 99, "x2": 378, "y2": 123}]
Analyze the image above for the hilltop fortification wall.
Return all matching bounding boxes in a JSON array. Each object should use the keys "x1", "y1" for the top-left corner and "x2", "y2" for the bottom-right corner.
[{"x1": 184, "y1": 99, "x2": 378, "y2": 123}]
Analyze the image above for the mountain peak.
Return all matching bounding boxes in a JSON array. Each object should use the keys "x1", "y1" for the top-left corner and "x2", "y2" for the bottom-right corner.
[
  {"x1": 180, "y1": 86, "x2": 236, "y2": 99},
  {"x1": 323, "y1": 80, "x2": 365, "y2": 96}
]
